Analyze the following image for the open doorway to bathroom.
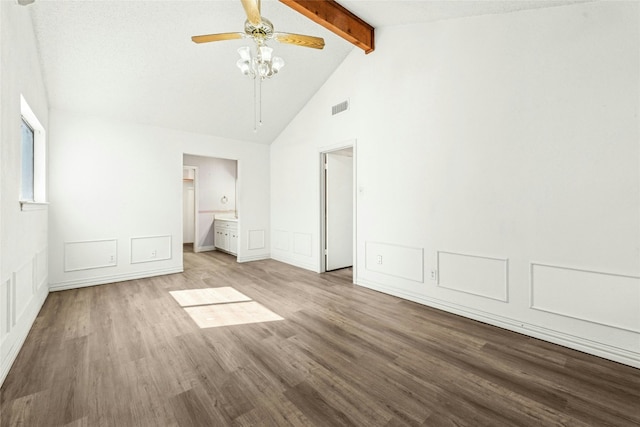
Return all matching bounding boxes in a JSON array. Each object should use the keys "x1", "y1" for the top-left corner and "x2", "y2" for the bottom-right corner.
[
  {"x1": 182, "y1": 154, "x2": 238, "y2": 256},
  {"x1": 182, "y1": 165, "x2": 198, "y2": 252},
  {"x1": 320, "y1": 144, "x2": 355, "y2": 281}
]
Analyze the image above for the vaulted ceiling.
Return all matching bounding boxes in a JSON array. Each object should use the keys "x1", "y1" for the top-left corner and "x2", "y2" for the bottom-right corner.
[{"x1": 27, "y1": 0, "x2": 589, "y2": 144}]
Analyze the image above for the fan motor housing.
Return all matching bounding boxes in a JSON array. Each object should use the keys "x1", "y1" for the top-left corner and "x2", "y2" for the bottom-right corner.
[{"x1": 245, "y1": 18, "x2": 274, "y2": 40}]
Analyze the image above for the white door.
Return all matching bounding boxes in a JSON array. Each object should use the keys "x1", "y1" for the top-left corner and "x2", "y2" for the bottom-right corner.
[
  {"x1": 183, "y1": 180, "x2": 195, "y2": 244},
  {"x1": 325, "y1": 151, "x2": 353, "y2": 271}
]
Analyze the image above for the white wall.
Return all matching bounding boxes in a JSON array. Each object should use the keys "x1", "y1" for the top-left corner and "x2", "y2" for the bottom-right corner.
[
  {"x1": 0, "y1": 1, "x2": 50, "y2": 385},
  {"x1": 270, "y1": 1, "x2": 640, "y2": 367},
  {"x1": 48, "y1": 109, "x2": 270, "y2": 291},
  {"x1": 183, "y1": 154, "x2": 237, "y2": 250}
]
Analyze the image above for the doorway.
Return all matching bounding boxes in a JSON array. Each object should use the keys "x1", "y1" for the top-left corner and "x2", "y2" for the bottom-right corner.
[
  {"x1": 183, "y1": 166, "x2": 198, "y2": 251},
  {"x1": 183, "y1": 154, "x2": 238, "y2": 255},
  {"x1": 321, "y1": 146, "x2": 354, "y2": 274}
]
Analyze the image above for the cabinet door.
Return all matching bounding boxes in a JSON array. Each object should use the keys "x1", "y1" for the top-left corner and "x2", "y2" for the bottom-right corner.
[
  {"x1": 229, "y1": 231, "x2": 238, "y2": 255},
  {"x1": 214, "y1": 227, "x2": 225, "y2": 250},
  {"x1": 214, "y1": 228, "x2": 221, "y2": 249},
  {"x1": 222, "y1": 231, "x2": 230, "y2": 251}
]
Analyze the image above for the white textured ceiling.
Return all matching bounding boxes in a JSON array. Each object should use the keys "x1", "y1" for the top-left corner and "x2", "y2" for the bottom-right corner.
[{"x1": 28, "y1": 0, "x2": 590, "y2": 144}]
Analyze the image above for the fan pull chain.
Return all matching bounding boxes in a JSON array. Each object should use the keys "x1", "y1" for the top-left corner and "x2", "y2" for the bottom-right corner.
[
  {"x1": 259, "y1": 77, "x2": 263, "y2": 126},
  {"x1": 253, "y1": 76, "x2": 258, "y2": 133},
  {"x1": 252, "y1": 75, "x2": 264, "y2": 132}
]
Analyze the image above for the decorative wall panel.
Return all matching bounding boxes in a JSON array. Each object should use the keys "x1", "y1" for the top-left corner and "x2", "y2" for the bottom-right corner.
[
  {"x1": 248, "y1": 230, "x2": 266, "y2": 250},
  {"x1": 274, "y1": 230, "x2": 290, "y2": 251},
  {"x1": 531, "y1": 263, "x2": 640, "y2": 333},
  {"x1": 14, "y1": 262, "x2": 34, "y2": 322},
  {"x1": 64, "y1": 239, "x2": 117, "y2": 272},
  {"x1": 437, "y1": 251, "x2": 509, "y2": 302},
  {"x1": 130, "y1": 235, "x2": 172, "y2": 264},
  {"x1": 365, "y1": 242, "x2": 424, "y2": 283},
  {"x1": 36, "y1": 248, "x2": 48, "y2": 291},
  {"x1": 293, "y1": 232, "x2": 313, "y2": 257},
  {"x1": 0, "y1": 279, "x2": 9, "y2": 338}
]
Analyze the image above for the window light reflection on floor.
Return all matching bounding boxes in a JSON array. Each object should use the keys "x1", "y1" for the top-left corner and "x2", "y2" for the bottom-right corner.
[{"x1": 169, "y1": 287, "x2": 283, "y2": 328}]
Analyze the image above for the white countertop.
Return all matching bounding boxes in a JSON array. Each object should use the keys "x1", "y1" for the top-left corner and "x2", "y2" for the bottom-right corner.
[{"x1": 214, "y1": 217, "x2": 238, "y2": 222}]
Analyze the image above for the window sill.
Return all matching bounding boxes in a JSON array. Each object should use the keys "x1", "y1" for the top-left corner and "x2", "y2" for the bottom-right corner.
[{"x1": 20, "y1": 201, "x2": 49, "y2": 211}]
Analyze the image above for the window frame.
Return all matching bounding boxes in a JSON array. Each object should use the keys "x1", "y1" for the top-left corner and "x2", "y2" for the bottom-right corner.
[
  {"x1": 20, "y1": 116, "x2": 35, "y2": 202},
  {"x1": 19, "y1": 95, "x2": 48, "y2": 211}
]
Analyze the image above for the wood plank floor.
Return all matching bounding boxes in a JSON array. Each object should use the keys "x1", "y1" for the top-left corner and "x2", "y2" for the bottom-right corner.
[{"x1": 1, "y1": 250, "x2": 639, "y2": 426}]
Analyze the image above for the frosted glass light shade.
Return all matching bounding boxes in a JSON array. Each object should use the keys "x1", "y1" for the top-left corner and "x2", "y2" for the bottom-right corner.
[
  {"x1": 272, "y1": 56, "x2": 285, "y2": 72},
  {"x1": 236, "y1": 59, "x2": 250, "y2": 75},
  {"x1": 237, "y1": 46, "x2": 251, "y2": 61},
  {"x1": 259, "y1": 46, "x2": 273, "y2": 62},
  {"x1": 258, "y1": 62, "x2": 269, "y2": 77}
]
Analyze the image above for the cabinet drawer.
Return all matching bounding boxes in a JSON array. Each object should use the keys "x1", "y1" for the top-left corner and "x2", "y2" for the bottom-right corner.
[{"x1": 215, "y1": 220, "x2": 237, "y2": 230}]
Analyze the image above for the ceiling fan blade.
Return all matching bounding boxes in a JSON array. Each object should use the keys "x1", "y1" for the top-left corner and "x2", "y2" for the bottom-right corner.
[
  {"x1": 274, "y1": 32, "x2": 325, "y2": 50},
  {"x1": 191, "y1": 32, "x2": 245, "y2": 44},
  {"x1": 240, "y1": 0, "x2": 261, "y2": 26}
]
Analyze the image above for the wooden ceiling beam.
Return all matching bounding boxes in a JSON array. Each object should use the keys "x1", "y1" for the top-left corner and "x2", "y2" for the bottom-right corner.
[{"x1": 279, "y1": 0, "x2": 375, "y2": 54}]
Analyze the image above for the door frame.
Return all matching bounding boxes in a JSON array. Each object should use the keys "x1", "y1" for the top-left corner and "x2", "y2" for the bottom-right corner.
[
  {"x1": 318, "y1": 140, "x2": 357, "y2": 281},
  {"x1": 183, "y1": 165, "x2": 201, "y2": 252}
]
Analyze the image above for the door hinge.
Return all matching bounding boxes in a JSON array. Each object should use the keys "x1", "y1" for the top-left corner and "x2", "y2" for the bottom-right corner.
[
  {"x1": 324, "y1": 248, "x2": 328, "y2": 255},
  {"x1": 324, "y1": 163, "x2": 328, "y2": 170}
]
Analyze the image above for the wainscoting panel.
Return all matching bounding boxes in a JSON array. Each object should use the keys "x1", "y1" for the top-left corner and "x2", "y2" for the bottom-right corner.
[
  {"x1": 36, "y1": 248, "x2": 48, "y2": 292},
  {"x1": 1, "y1": 279, "x2": 9, "y2": 339},
  {"x1": 49, "y1": 267, "x2": 183, "y2": 292},
  {"x1": 293, "y1": 233, "x2": 313, "y2": 257},
  {"x1": 131, "y1": 235, "x2": 172, "y2": 264},
  {"x1": 0, "y1": 272, "x2": 48, "y2": 387},
  {"x1": 437, "y1": 251, "x2": 509, "y2": 302},
  {"x1": 365, "y1": 242, "x2": 424, "y2": 283},
  {"x1": 1, "y1": 244, "x2": 50, "y2": 387},
  {"x1": 531, "y1": 263, "x2": 640, "y2": 333},
  {"x1": 274, "y1": 230, "x2": 290, "y2": 252},
  {"x1": 14, "y1": 261, "x2": 34, "y2": 323},
  {"x1": 248, "y1": 230, "x2": 266, "y2": 250},
  {"x1": 64, "y1": 239, "x2": 117, "y2": 272}
]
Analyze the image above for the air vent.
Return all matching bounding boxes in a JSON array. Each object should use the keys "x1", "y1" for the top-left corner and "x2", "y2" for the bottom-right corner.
[{"x1": 331, "y1": 100, "x2": 349, "y2": 116}]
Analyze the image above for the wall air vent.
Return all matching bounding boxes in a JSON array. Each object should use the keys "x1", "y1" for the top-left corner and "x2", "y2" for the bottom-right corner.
[{"x1": 331, "y1": 100, "x2": 349, "y2": 116}]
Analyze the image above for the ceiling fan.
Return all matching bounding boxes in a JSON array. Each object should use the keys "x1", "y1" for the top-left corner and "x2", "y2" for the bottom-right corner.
[
  {"x1": 191, "y1": 0, "x2": 324, "y2": 131},
  {"x1": 191, "y1": 0, "x2": 325, "y2": 50}
]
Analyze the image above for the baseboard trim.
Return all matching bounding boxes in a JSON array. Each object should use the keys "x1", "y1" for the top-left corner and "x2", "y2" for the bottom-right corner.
[
  {"x1": 194, "y1": 245, "x2": 215, "y2": 253},
  {"x1": 0, "y1": 281, "x2": 48, "y2": 387},
  {"x1": 356, "y1": 277, "x2": 640, "y2": 369},
  {"x1": 237, "y1": 254, "x2": 271, "y2": 263},
  {"x1": 270, "y1": 254, "x2": 319, "y2": 272},
  {"x1": 49, "y1": 267, "x2": 184, "y2": 292}
]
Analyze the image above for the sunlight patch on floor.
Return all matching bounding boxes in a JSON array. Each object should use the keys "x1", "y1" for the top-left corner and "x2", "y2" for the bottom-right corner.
[
  {"x1": 169, "y1": 287, "x2": 251, "y2": 306},
  {"x1": 169, "y1": 287, "x2": 283, "y2": 328},
  {"x1": 184, "y1": 301, "x2": 284, "y2": 328}
]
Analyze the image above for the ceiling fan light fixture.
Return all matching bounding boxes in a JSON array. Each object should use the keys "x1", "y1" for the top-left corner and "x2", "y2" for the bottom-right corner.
[
  {"x1": 236, "y1": 44, "x2": 284, "y2": 80},
  {"x1": 257, "y1": 62, "x2": 270, "y2": 78},
  {"x1": 259, "y1": 46, "x2": 273, "y2": 62},
  {"x1": 235, "y1": 43, "x2": 285, "y2": 131},
  {"x1": 272, "y1": 56, "x2": 285, "y2": 73},
  {"x1": 192, "y1": 0, "x2": 323, "y2": 132},
  {"x1": 237, "y1": 46, "x2": 252, "y2": 62},
  {"x1": 236, "y1": 59, "x2": 251, "y2": 75}
]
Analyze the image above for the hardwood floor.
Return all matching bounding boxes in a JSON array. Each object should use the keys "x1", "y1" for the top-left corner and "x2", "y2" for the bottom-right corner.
[{"x1": 1, "y1": 250, "x2": 639, "y2": 426}]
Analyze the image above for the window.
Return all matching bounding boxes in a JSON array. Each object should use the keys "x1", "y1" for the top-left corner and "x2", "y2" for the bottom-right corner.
[
  {"x1": 20, "y1": 95, "x2": 47, "y2": 210},
  {"x1": 20, "y1": 118, "x2": 35, "y2": 201}
]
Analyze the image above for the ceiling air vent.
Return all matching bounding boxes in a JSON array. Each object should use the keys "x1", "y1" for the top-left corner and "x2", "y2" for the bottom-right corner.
[{"x1": 332, "y1": 100, "x2": 349, "y2": 116}]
